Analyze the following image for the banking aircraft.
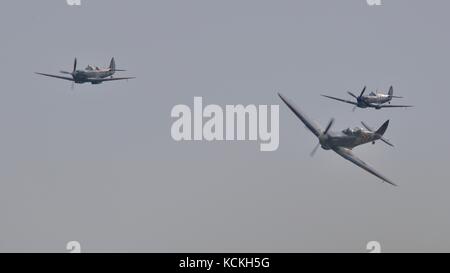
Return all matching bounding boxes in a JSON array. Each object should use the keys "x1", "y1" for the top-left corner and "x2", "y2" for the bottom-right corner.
[{"x1": 278, "y1": 93, "x2": 397, "y2": 186}]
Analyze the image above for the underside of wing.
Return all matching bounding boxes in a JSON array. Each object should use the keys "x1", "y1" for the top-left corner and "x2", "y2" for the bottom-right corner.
[
  {"x1": 35, "y1": 72, "x2": 74, "y2": 81},
  {"x1": 88, "y1": 77, "x2": 136, "y2": 82},
  {"x1": 321, "y1": 95, "x2": 358, "y2": 105},
  {"x1": 278, "y1": 93, "x2": 322, "y2": 137},
  {"x1": 332, "y1": 147, "x2": 397, "y2": 186}
]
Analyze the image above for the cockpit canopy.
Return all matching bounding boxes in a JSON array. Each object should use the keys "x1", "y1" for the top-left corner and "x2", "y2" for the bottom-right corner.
[
  {"x1": 85, "y1": 65, "x2": 100, "y2": 71},
  {"x1": 342, "y1": 127, "x2": 363, "y2": 135},
  {"x1": 369, "y1": 91, "x2": 377, "y2": 96}
]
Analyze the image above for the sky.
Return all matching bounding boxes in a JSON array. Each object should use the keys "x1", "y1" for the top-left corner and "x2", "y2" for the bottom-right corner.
[{"x1": 0, "y1": 0, "x2": 449, "y2": 252}]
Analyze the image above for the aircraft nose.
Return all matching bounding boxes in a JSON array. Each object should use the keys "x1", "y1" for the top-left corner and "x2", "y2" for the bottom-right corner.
[{"x1": 319, "y1": 134, "x2": 328, "y2": 145}]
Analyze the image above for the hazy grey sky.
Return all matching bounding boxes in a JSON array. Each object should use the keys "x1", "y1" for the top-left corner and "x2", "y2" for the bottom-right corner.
[{"x1": 0, "y1": 0, "x2": 449, "y2": 252}]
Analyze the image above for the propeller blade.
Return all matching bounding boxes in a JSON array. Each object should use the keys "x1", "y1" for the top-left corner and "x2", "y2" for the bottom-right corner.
[
  {"x1": 73, "y1": 58, "x2": 77, "y2": 73},
  {"x1": 323, "y1": 118, "x2": 335, "y2": 135},
  {"x1": 71, "y1": 82, "x2": 75, "y2": 90},
  {"x1": 310, "y1": 143, "x2": 320, "y2": 157},
  {"x1": 347, "y1": 91, "x2": 358, "y2": 99},
  {"x1": 359, "y1": 86, "x2": 367, "y2": 98},
  {"x1": 60, "y1": 70, "x2": 72, "y2": 74}
]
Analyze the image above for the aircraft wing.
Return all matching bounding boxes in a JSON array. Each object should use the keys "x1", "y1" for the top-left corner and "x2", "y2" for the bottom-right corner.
[
  {"x1": 376, "y1": 104, "x2": 413, "y2": 108},
  {"x1": 88, "y1": 77, "x2": 136, "y2": 82},
  {"x1": 278, "y1": 93, "x2": 322, "y2": 137},
  {"x1": 332, "y1": 147, "x2": 397, "y2": 186},
  {"x1": 321, "y1": 95, "x2": 358, "y2": 105},
  {"x1": 35, "y1": 72, "x2": 74, "y2": 81}
]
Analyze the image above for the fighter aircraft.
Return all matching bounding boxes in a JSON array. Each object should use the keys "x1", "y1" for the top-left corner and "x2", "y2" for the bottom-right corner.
[
  {"x1": 321, "y1": 86, "x2": 412, "y2": 111},
  {"x1": 278, "y1": 93, "x2": 397, "y2": 186},
  {"x1": 35, "y1": 58, "x2": 135, "y2": 87}
]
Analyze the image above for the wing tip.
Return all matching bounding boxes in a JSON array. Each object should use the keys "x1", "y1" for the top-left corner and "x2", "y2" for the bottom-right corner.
[
  {"x1": 385, "y1": 179, "x2": 398, "y2": 187},
  {"x1": 277, "y1": 92, "x2": 289, "y2": 104},
  {"x1": 381, "y1": 175, "x2": 397, "y2": 187}
]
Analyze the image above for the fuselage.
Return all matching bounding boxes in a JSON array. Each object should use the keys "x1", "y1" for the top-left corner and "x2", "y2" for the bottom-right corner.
[
  {"x1": 362, "y1": 93, "x2": 392, "y2": 104},
  {"x1": 319, "y1": 128, "x2": 379, "y2": 150},
  {"x1": 73, "y1": 67, "x2": 115, "y2": 84}
]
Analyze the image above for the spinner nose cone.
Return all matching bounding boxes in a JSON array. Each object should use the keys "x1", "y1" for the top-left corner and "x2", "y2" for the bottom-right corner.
[
  {"x1": 318, "y1": 134, "x2": 328, "y2": 145},
  {"x1": 318, "y1": 133, "x2": 332, "y2": 150}
]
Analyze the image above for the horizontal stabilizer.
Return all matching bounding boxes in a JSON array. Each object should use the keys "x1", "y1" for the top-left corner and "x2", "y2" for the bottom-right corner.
[{"x1": 361, "y1": 121, "x2": 394, "y2": 147}]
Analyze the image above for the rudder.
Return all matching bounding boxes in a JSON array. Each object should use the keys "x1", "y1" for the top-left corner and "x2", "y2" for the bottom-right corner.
[
  {"x1": 109, "y1": 57, "x2": 116, "y2": 71},
  {"x1": 375, "y1": 120, "x2": 390, "y2": 136},
  {"x1": 388, "y1": 86, "x2": 394, "y2": 97}
]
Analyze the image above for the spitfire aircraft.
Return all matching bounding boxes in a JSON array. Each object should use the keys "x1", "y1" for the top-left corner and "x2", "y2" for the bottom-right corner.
[
  {"x1": 322, "y1": 86, "x2": 412, "y2": 111},
  {"x1": 35, "y1": 58, "x2": 135, "y2": 87},
  {"x1": 278, "y1": 93, "x2": 397, "y2": 186}
]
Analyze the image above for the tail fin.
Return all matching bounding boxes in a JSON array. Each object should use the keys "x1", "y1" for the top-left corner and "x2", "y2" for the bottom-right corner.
[
  {"x1": 375, "y1": 120, "x2": 389, "y2": 136},
  {"x1": 387, "y1": 86, "x2": 403, "y2": 98},
  {"x1": 109, "y1": 57, "x2": 116, "y2": 71},
  {"x1": 109, "y1": 57, "x2": 126, "y2": 72},
  {"x1": 363, "y1": 121, "x2": 394, "y2": 147},
  {"x1": 388, "y1": 86, "x2": 394, "y2": 97}
]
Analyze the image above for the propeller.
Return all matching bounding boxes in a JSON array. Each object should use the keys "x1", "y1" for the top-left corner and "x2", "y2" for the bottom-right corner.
[
  {"x1": 348, "y1": 86, "x2": 367, "y2": 109},
  {"x1": 71, "y1": 58, "x2": 78, "y2": 89},
  {"x1": 59, "y1": 58, "x2": 77, "y2": 78},
  {"x1": 61, "y1": 58, "x2": 77, "y2": 89},
  {"x1": 310, "y1": 118, "x2": 334, "y2": 157},
  {"x1": 310, "y1": 143, "x2": 320, "y2": 157},
  {"x1": 348, "y1": 86, "x2": 367, "y2": 100},
  {"x1": 347, "y1": 91, "x2": 358, "y2": 99},
  {"x1": 359, "y1": 86, "x2": 367, "y2": 97},
  {"x1": 73, "y1": 58, "x2": 77, "y2": 74},
  {"x1": 323, "y1": 118, "x2": 334, "y2": 135}
]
